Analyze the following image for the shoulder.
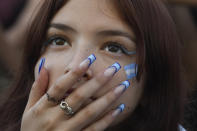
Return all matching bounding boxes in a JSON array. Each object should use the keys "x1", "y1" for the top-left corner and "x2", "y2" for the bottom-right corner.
[{"x1": 179, "y1": 124, "x2": 186, "y2": 131}]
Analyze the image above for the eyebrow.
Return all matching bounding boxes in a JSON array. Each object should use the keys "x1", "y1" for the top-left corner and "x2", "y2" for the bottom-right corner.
[
  {"x1": 50, "y1": 23, "x2": 77, "y2": 33},
  {"x1": 97, "y1": 30, "x2": 135, "y2": 42},
  {"x1": 50, "y1": 23, "x2": 135, "y2": 41}
]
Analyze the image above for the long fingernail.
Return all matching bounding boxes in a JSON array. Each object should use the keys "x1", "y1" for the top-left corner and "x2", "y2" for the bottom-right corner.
[
  {"x1": 124, "y1": 63, "x2": 137, "y2": 79},
  {"x1": 114, "y1": 80, "x2": 130, "y2": 95},
  {"x1": 79, "y1": 54, "x2": 96, "y2": 69},
  {"x1": 112, "y1": 104, "x2": 125, "y2": 117},
  {"x1": 104, "y1": 62, "x2": 121, "y2": 77},
  {"x1": 38, "y1": 58, "x2": 45, "y2": 74}
]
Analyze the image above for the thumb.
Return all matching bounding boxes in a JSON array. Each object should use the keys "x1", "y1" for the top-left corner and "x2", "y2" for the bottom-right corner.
[{"x1": 25, "y1": 58, "x2": 49, "y2": 111}]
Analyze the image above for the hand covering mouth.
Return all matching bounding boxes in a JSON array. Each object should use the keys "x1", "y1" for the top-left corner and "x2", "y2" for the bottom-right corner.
[{"x1": 63, "y1": 79, "x2": 97, "y2": 101}]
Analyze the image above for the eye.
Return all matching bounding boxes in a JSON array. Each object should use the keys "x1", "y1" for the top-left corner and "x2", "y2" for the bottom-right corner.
[
  {"x1": 103, "y1": 42, "x2": 127, "y2": 54},
  {"x1": 44, "y1": 36, "x2": 70, "y2": 47}
]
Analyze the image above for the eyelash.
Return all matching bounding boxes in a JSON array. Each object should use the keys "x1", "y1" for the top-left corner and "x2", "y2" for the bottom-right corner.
[
  {"x1": 44, "y1": 35, "x2": 70, "y2": 46},
  {"x1": 44, "y1": 35, "x2": 132, "y2": 55}
]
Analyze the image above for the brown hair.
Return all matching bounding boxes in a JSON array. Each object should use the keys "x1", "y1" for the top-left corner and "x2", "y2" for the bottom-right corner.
[{"x1": 0, "y1": 0, "x2": 186, "y2": 131}]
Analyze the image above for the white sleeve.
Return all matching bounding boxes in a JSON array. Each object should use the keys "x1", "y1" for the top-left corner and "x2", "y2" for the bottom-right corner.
[{"x1": 179, "y1": 124, "x2": 186, "y2": 131}]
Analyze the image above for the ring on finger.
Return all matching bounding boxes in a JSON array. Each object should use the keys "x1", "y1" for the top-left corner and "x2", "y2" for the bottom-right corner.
[
  {"x1": 60, "y1": 100, "x2": 75, "y2": 116},
  {"x1": 46, "y1": 92, "x2": 60, "y2": 104}
]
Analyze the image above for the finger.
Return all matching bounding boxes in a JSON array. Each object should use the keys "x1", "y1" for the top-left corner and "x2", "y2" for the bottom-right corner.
[
  {"x1": 41, "y1": 54, "x2": 96, "y2": 107},
  {"x1": 83, "y1": 104, "x2": 125, "y2": 131},
  {"x1": 25, "y1": 58, "x2": 49, "y2": 111},
  {"x1": 67, "y1": 80, "x2": 130, "y2": 130},
  {"x1": 64, "y1": 62, "x2": 121, "y2": 113}
]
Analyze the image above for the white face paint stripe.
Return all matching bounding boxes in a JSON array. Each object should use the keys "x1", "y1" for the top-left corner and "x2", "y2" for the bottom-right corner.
[
  {"x1": 124, "y1": 63, "x2": 137, "y2": 79},
  {"x1": 126, "y1": 68, "x2": 136, "y2": 74}
]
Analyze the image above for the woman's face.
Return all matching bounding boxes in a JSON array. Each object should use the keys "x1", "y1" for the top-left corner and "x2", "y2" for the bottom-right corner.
[{"x1": 34, "y1": 0, "x2": 143, "y2": 126}]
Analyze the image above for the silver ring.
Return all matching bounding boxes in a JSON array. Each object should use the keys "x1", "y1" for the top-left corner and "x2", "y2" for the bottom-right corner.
[
  {"x1": 46, "y1": 93, "x2": 60, "y2": 104},
  {"x1": 60, "y1": 100, "x2": 74, "y2": 115}
]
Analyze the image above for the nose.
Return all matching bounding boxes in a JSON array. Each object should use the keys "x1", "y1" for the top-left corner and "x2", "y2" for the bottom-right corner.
[
  {"x1": 64, "y1": 68, "x2": 93, "y2": 81},
  {"x1": 63, "y1": 55, "x2": 94, "y2": 81}
]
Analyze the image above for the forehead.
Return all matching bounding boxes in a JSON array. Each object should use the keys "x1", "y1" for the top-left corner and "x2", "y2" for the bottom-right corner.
[{"x1": 51, "y1": 0, "x2": 134, "y2": 34}]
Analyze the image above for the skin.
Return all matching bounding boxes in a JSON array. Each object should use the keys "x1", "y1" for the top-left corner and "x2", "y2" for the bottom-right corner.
[
  {"x1": 1, "y1": 0, "x2": 196, "y2": 72},
  {"x1": 21, "y1": 0, "x2": 144, "y2": 130}
]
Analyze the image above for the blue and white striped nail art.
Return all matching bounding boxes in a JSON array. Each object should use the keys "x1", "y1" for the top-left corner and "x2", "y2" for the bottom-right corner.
[
  {"x1": 124, "y1": 63, "x2": 137, "y2": 79},
  {"x1": 87, "y1": 54, "x2": 96, "y2": 67},
  {"x1": 120, "y1": 80, "x2": 130, "y2": 90},
  {"x1": 118, "y1": 104, "x2": 125, "y2": 112},
  {"x1": 110, "y1": 62, "x2": 121, "y2": 73},
  {"x1": 38, "y1": 58, "x2": 45, "y2": 74}
]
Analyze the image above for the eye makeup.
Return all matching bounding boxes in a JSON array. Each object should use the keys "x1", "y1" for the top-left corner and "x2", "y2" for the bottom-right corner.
[
  {"x1": 102, "y1": 41, "x2": 136, "y2": 55},
  {"x1": 43, "y1": 34, "x2": 70, "y2": 47},
  {"x1": 122, "y1": 48, "x2": 136, "y2": 55},
  {"x1": 43, "y1": 32, "x2": 136, "y2": 57}
]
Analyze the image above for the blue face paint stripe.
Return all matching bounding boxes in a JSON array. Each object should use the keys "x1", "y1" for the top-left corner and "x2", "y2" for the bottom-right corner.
[
  {"x1": 124, "y1": 63, "x2": 136, "y2": 70},
  {"x1": 126, "y1": 73, "x2": 136, "y2": 79},
  {"x1": 124, "y1": 63, "x2": 138, "y2": 80}
]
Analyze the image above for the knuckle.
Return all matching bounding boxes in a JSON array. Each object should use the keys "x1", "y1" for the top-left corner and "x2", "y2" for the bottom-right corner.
[
  {"x1": 90, "y1": 127, "x2": 97, "y2": 131},
  {"x1": 31, "y1": 81, "x2": 38, "y2": 90},
  {"x1": 106, "y1": 93, "x2": 116, "y2": 102},
  {"x1": 84, "y1": 127, "x2": 96, "y2": 131},
  {"x1": 42, "y1": 117, "x2": 54, "y2": 129},
  {"x1": 63, "y1": 127, "x2": 70, "y2": 131},
  {"x1": 71, "y1": 67, "x2": 83, "y2": 77},
  {"x1": 83, "y1": 108, "x2": 94, "y2": 118},
  {"x1": 31, "y1": 106, "x2": 42, "y2": 116},
  {"x1": 94, "y1": 73, "x2": 106, "y2": 86},
  {"x1": 53, "y1": 82, "x2": 64, "y2": 92},
  {"x1": 103, "y1": 117, "x2": 112, "y2": 127},
  {"x1": 72, "y1": 91, "x2": 85, "y2": 101}
]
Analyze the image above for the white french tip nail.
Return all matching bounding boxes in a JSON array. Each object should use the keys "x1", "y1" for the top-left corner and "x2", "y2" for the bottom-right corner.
[
  {"x1": 112, "y1": 104, "x2": 125, "y2": 117},
  {"x1": 104, "y1": 62, "x2": 121, "y2": 77},
  {"x1": 87, "y1": 54, "x2": 96, "y2": 66},
  {"x1": 79, "y1": 54, "x2": 96, "y2": 69}
]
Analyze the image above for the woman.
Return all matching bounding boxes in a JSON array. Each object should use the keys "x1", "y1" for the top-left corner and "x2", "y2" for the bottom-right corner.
[{"x1": 0, "y1": 0, "x2": 186, "y2": 130}]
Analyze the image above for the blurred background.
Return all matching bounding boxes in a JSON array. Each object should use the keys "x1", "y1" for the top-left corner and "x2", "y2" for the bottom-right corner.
[
  {"x1": 0, "y1": 0, "x2": 196, "y2": 130},
  {"x1": 167, "y1": 1, "x2": 197, "y2": 130}
]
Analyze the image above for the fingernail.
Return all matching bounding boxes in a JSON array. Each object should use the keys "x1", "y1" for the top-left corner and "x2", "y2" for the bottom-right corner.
[
  {"x1": 114, "y1": 80, "x2": 130, "y2": 95},
  {"x1": 112, "y1": 104, "x2": 125, "y2": 117},
  {"x1": 104, "y1": 62, "x2": 121, "y2": 77},
  {"x1": 79, "y1": 54, "x2": 96, "y2": 69},
  {"x1": 38, "y1": 58, "x2": 45, "y2": 74},
  {"x1": 124, "y1": 63, "x2": 137, "y2": 79}
]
